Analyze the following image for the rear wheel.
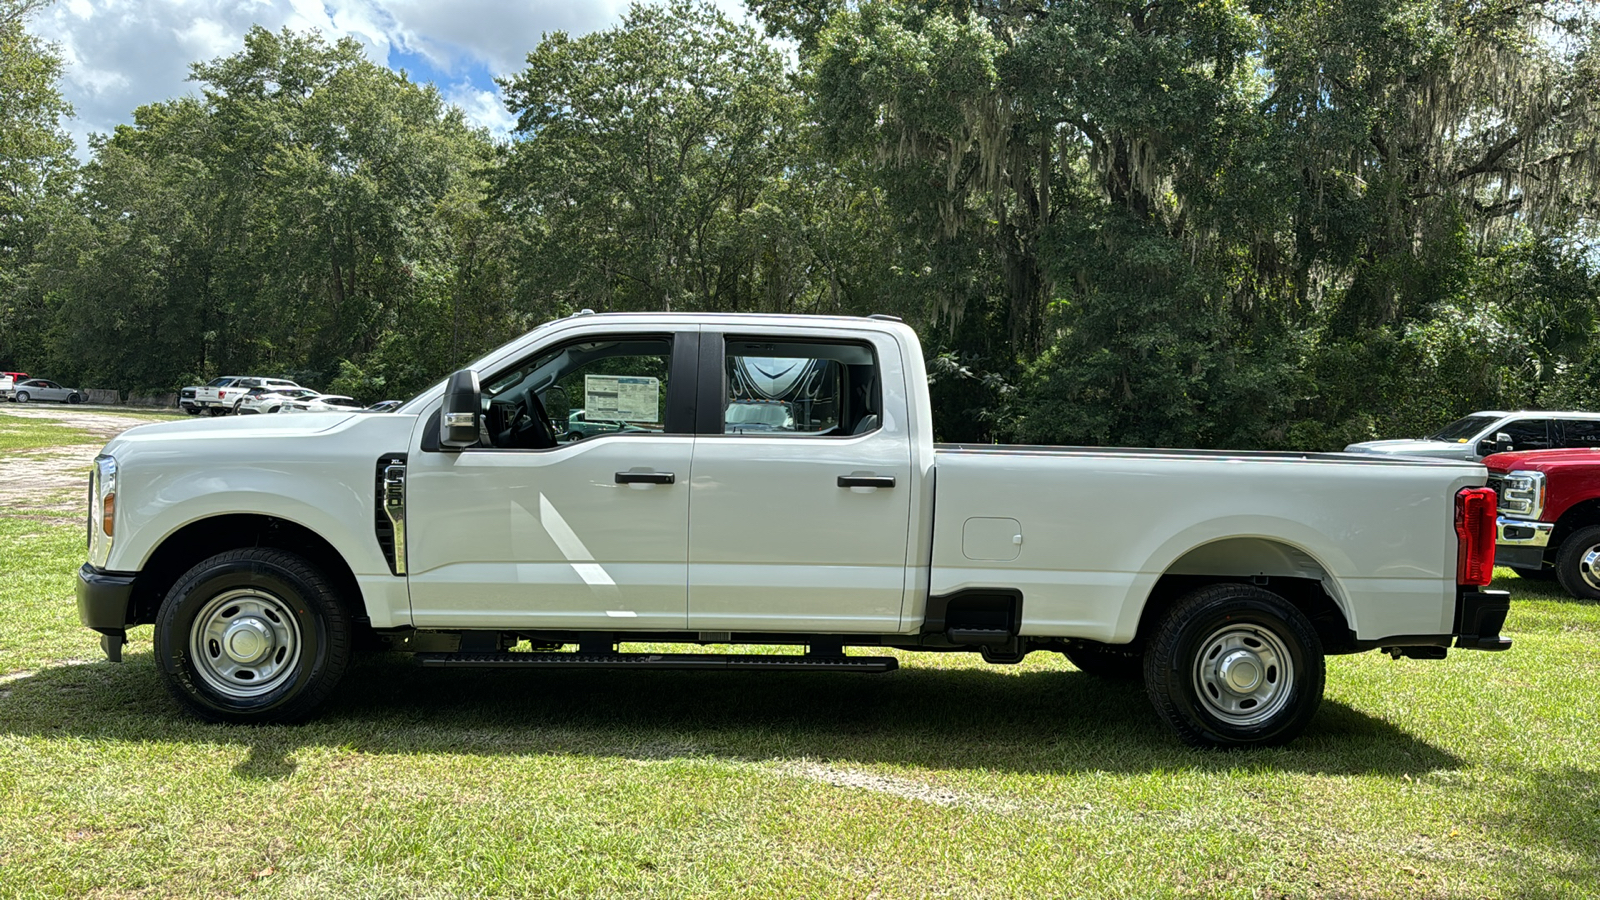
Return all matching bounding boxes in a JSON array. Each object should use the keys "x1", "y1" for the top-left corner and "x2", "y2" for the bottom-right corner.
[
  {"x1": 1555, "y1": 525, "x2": 1600, "y2": 600},
  {"x1": 15, "y1": 391, "x2": 28, "y2": 402},
  {"x1": 155, "y1": 548, "x2": 351, "y2": 723},
  {"x1": 1145, "y1": 583, "x2": 1325, "y2": 748},
  {"x1": 1062, "y1": 642, "x2": 1143, "y2": 680}
]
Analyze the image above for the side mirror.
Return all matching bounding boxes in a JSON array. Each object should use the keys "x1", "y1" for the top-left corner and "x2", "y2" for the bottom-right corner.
[
  {"x1": 1494, "y1": 431, "x2": 1514, "y2": 453},
  {"x1": 1476, "y1": 438, "x2": 1495, "y2": 457},
  {"x1": 440, "y1": 369, "x2": 481, "y2": 451}
]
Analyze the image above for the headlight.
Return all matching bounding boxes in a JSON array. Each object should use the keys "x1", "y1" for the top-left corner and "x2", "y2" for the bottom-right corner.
[
  {"x1": 88, "y1": 455, "x2": 117, "y2": 567},
  {"x1": 1497, "y1": 470, "x2": 1545, "y2": 520}
]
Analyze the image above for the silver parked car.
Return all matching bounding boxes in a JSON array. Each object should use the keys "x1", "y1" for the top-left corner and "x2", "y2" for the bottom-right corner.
[
  {"x1": 1345, "y1": 410, "x2": 1600, "y2": 461},
  {"x1": 10, "y1": 379, "x2": 86, "y2": 404}
]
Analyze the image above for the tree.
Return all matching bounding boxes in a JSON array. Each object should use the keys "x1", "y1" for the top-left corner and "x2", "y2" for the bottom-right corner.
[
  {"x1": 0, "y1": 0, "x2": 74, "y2": 370},
  {"x1": 497, "y1": 1, "x2": 803, "y2": 314}
]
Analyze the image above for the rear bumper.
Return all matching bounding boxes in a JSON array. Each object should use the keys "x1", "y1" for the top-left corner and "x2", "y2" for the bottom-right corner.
[
  {"x1": 1495, "y1": 516, "x2": 1552, "y2": 569},
  {"x1": 1454, "y1": 587, "x2": 1512, "y2": 651},
  {"x1": 75, "y1": 564, "x2": 137, "y2": 635}
]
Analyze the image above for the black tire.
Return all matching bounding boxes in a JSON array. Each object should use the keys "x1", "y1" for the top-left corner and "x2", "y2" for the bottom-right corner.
[
  {"x1": 1062, "y1": 641, "x2": 1143, "y2": 680},
  {"x1": 67, "y1": 393, "x2": 82, "y2": 404},
  {"x1": 1511, "y1": 565, "x2": 1555, "y2": 582},
  {"x1": 154, "y1": 548, "x2": 351, "y2": 723},
  {"x1": 206, "y1": 407, "x2": 223, "y2": 417},
  {"x1": 1144, "y1": 583, "x2": 1325, "y2": 748},
  {"x1": 184, "y1": 406, "x2": 201, "y2": 416},
  {"x1": 1555, "y1": 525, "x2": 1600, "y2": 600},
  {"x1": 15, "y1": 391, "x2": 28, "y2": 402}
]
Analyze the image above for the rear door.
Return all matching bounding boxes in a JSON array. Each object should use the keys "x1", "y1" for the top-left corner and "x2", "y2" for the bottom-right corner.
[{"x1": 686, "y1": 328, "x2": 913, "y2": 633}]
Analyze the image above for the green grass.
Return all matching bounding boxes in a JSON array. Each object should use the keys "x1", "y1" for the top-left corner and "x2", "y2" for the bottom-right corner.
[
  {"x1": 1, "y1": 414, "x2": 1596, "y2": 897},
  {"x1": 0, "y1": 418, "x2": 99, "y2": 453}
]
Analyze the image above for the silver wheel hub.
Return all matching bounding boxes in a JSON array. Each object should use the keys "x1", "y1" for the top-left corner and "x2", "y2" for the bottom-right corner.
[
  {"x1": 1579, "y1": 545, "x2": 1600, "y2": 591},
  {"x1": 189, "y1": 589, "x2": 302, "y2": 699},
  {"x1": 1218, "y1": 650, "x2": 1263, "y2": 693},
  {"x1": 222, "y1": 617, "x2": 274, "y2": 664},
  {"x1": 1193, "y1": 623, "x2": 1294, "y2": 727}
]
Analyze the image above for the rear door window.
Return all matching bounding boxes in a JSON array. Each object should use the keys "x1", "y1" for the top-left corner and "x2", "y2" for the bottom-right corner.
[{"x1": 1558, "y1": 419, "x2": 1600, "y2": 448}]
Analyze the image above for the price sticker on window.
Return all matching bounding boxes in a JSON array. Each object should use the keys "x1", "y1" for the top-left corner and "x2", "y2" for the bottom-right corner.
[{"x1": 585, "y1": 375, "x2": 660, "y2": 423}]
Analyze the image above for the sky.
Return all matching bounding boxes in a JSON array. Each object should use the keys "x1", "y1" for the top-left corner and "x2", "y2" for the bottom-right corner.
[{"x1": 30, "y1": 0, "x2": 753, "y2": 157}]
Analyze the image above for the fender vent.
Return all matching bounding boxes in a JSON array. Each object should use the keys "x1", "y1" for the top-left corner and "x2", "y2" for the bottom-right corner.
[{"x1": 374, "y1": 453, "x2": 407, "y2": 575}]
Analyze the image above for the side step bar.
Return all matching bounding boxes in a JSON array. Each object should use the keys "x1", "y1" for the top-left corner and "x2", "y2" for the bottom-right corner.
[{"x1": 415, "y1": 652, "x2": 899, "y2": 673}]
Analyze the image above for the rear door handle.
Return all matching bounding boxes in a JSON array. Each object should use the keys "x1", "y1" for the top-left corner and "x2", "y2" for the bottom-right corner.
[
  {"x1": 616, "y1": 471, "x2": 675, "y2": 485},
  {"x1": 837, "y1": 475, "x2": 896, "y2": 489}
]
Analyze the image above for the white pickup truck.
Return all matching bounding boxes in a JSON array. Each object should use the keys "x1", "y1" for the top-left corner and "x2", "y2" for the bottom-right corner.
[{"x1": 76, "y1": 313, "x2": 1510, "y2": 747}]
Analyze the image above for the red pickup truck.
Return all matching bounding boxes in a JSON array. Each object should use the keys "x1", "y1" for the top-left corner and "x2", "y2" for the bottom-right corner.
[{"x1": 1485, "y1": 447, "x2": 1600, "y2": 598}]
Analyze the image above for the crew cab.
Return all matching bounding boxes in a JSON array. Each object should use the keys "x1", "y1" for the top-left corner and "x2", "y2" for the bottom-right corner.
[
  {"x1": 75, "y1": 313, "x2": 1510, "y2": 748},
  {"x1": 1484, "y1": 446, "x2": 1600, "y2": 598},
  {"x1": 1346, "y1": 410, "x2": 1600, "y2": 461}
]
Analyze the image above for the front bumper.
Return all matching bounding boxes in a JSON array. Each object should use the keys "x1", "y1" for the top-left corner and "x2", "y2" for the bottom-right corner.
[
  {"x1": 1495, "y1": 516, "x2": 1553, "y2": 570},
  {"x1": 76, "y1": 564, "x2": 138, "y2": 662},
  {"x1": 76, "y1": 564, "x2": 136, "y2": 633}
]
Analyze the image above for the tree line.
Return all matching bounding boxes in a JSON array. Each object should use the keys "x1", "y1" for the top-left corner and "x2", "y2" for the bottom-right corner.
[{"x1": 2, "y1": 0, "x2": 1598, "y2": 448}]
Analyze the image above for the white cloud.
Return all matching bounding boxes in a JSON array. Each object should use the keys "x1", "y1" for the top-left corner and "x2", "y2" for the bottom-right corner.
[
  {"x1": 441, "y1": 80, "x2": 517, "y2": 138},
  {"x1": 29, "y1": 0, "x2": 750, "y2": 156}
]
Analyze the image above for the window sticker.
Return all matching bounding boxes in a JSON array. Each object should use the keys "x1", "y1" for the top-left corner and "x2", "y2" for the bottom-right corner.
[{"x1": 585, "y1": 375, "x2": 660, "y2": 423}]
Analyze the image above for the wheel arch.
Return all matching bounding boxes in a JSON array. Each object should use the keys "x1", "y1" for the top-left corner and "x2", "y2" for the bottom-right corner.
[
  {"x1": 1130, "y1": 536, "x2": 1355, "y2": 654},
  {"x1": 1549, "y1": 499, "x2": 1600, "y2": 555},
  {"x1": 127, "y1": 514, "x2": 365, "y2": 629}
]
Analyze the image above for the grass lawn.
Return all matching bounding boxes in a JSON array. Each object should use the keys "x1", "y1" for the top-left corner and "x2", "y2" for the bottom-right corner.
[{"x1": 0, "y1": 414, "x2": 1595, "y2": 898}]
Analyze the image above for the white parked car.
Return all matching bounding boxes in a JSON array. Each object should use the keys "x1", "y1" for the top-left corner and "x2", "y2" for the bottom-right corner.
[
  {"x1": 191, "y1": 376, "x2": 302, "y2": 415},
  {"x1": 10, "y1": 378, "x2": 86, "y2": 404},
  {"x1": 75, "y1": 313, "x2": 1510, "y2": 748},
  {"x1": 232, "y1": 387, "x2": 320, "y2": 415},
  {"x1": 1345, "y1": 410, "x2": 1600, "y2": 461},
  {"x1": 276, "y1": 394, "x2": 365, "y2": 414}
]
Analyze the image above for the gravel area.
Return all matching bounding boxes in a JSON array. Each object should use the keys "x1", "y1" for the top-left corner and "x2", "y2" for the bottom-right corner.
[{"x1": 0, "y1": 407, "x2": 172, "y2": 525}]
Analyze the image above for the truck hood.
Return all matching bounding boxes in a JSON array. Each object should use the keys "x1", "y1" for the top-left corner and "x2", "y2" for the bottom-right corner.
[
  {"x1": 111, "y1": 412, "x2": 358, "y2": 442},
  {"x1": 1343, "y1": 438, "x2": 1466, "y2": 457},
  {"x1": 1483, "y1": 447, "x2": 1600, "y2": 474}
]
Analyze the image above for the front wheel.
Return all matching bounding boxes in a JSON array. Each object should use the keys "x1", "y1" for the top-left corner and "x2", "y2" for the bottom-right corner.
[
  {"x1": 67, "y1": 392, "x2": 82, "y2": 404},
  {"x1": 155, "y1": 548, "x2": 351, "y2": 723},
  {"x1": 15, "y1": 391, "x2": 28, "y2": 402},
  {"x1": 1555, "y1": 525, "x2": 1600, "y2": 600},
  {"x1": 1144, "y1": 583, "x2": 1325, "y2": 748}
]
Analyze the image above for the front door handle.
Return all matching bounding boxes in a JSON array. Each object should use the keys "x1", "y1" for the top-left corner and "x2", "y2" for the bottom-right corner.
[
  {"x1": 837, "y1": 475, "x2": 896, "y2": 489},
  {"x1": 616, "y1": 471, "x2": 675, "y2": 485}
]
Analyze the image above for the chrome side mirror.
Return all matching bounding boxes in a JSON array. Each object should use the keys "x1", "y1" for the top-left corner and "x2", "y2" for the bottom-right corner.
[{"x1": 440, "y1": 369, "x2": 481, "y2": 450}]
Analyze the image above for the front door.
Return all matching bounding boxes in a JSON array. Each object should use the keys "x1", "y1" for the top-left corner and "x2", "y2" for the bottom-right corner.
[
  {"x1": 686, "y1": 330, "x2": 913, "y2": 633},
  {"x1": 406, "y1": 331, "x2": 697, "y2": 630}
]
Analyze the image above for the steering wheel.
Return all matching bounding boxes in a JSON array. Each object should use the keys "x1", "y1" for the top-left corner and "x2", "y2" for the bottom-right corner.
[{"x1": 510, "y1": 391, "x2": 557, "y2": 449}]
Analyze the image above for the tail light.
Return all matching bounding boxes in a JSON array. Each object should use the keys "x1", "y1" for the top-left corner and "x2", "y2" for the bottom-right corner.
[{"x1": 1455, "y1": 487, "x2": 1497, "y2": 586}]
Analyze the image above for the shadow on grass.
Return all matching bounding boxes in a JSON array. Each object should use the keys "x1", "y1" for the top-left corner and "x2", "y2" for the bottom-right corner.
[
  {"x1": 0, "y1": 650, "x2": 1461, "y2": 778},
  {"x1": 1492, "y1": 766, "x2": 1600, "y2": 899}
]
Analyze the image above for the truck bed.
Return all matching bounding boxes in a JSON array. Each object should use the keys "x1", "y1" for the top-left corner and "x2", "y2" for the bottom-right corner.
[{"x1": 928, "y1": 444, "x2": 1486, "y2": 644}]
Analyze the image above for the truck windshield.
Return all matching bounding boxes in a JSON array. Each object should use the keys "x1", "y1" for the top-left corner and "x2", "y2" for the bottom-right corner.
[{"x1": 1430, "y1": 415, "x2": 1500, "y2": 442}]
